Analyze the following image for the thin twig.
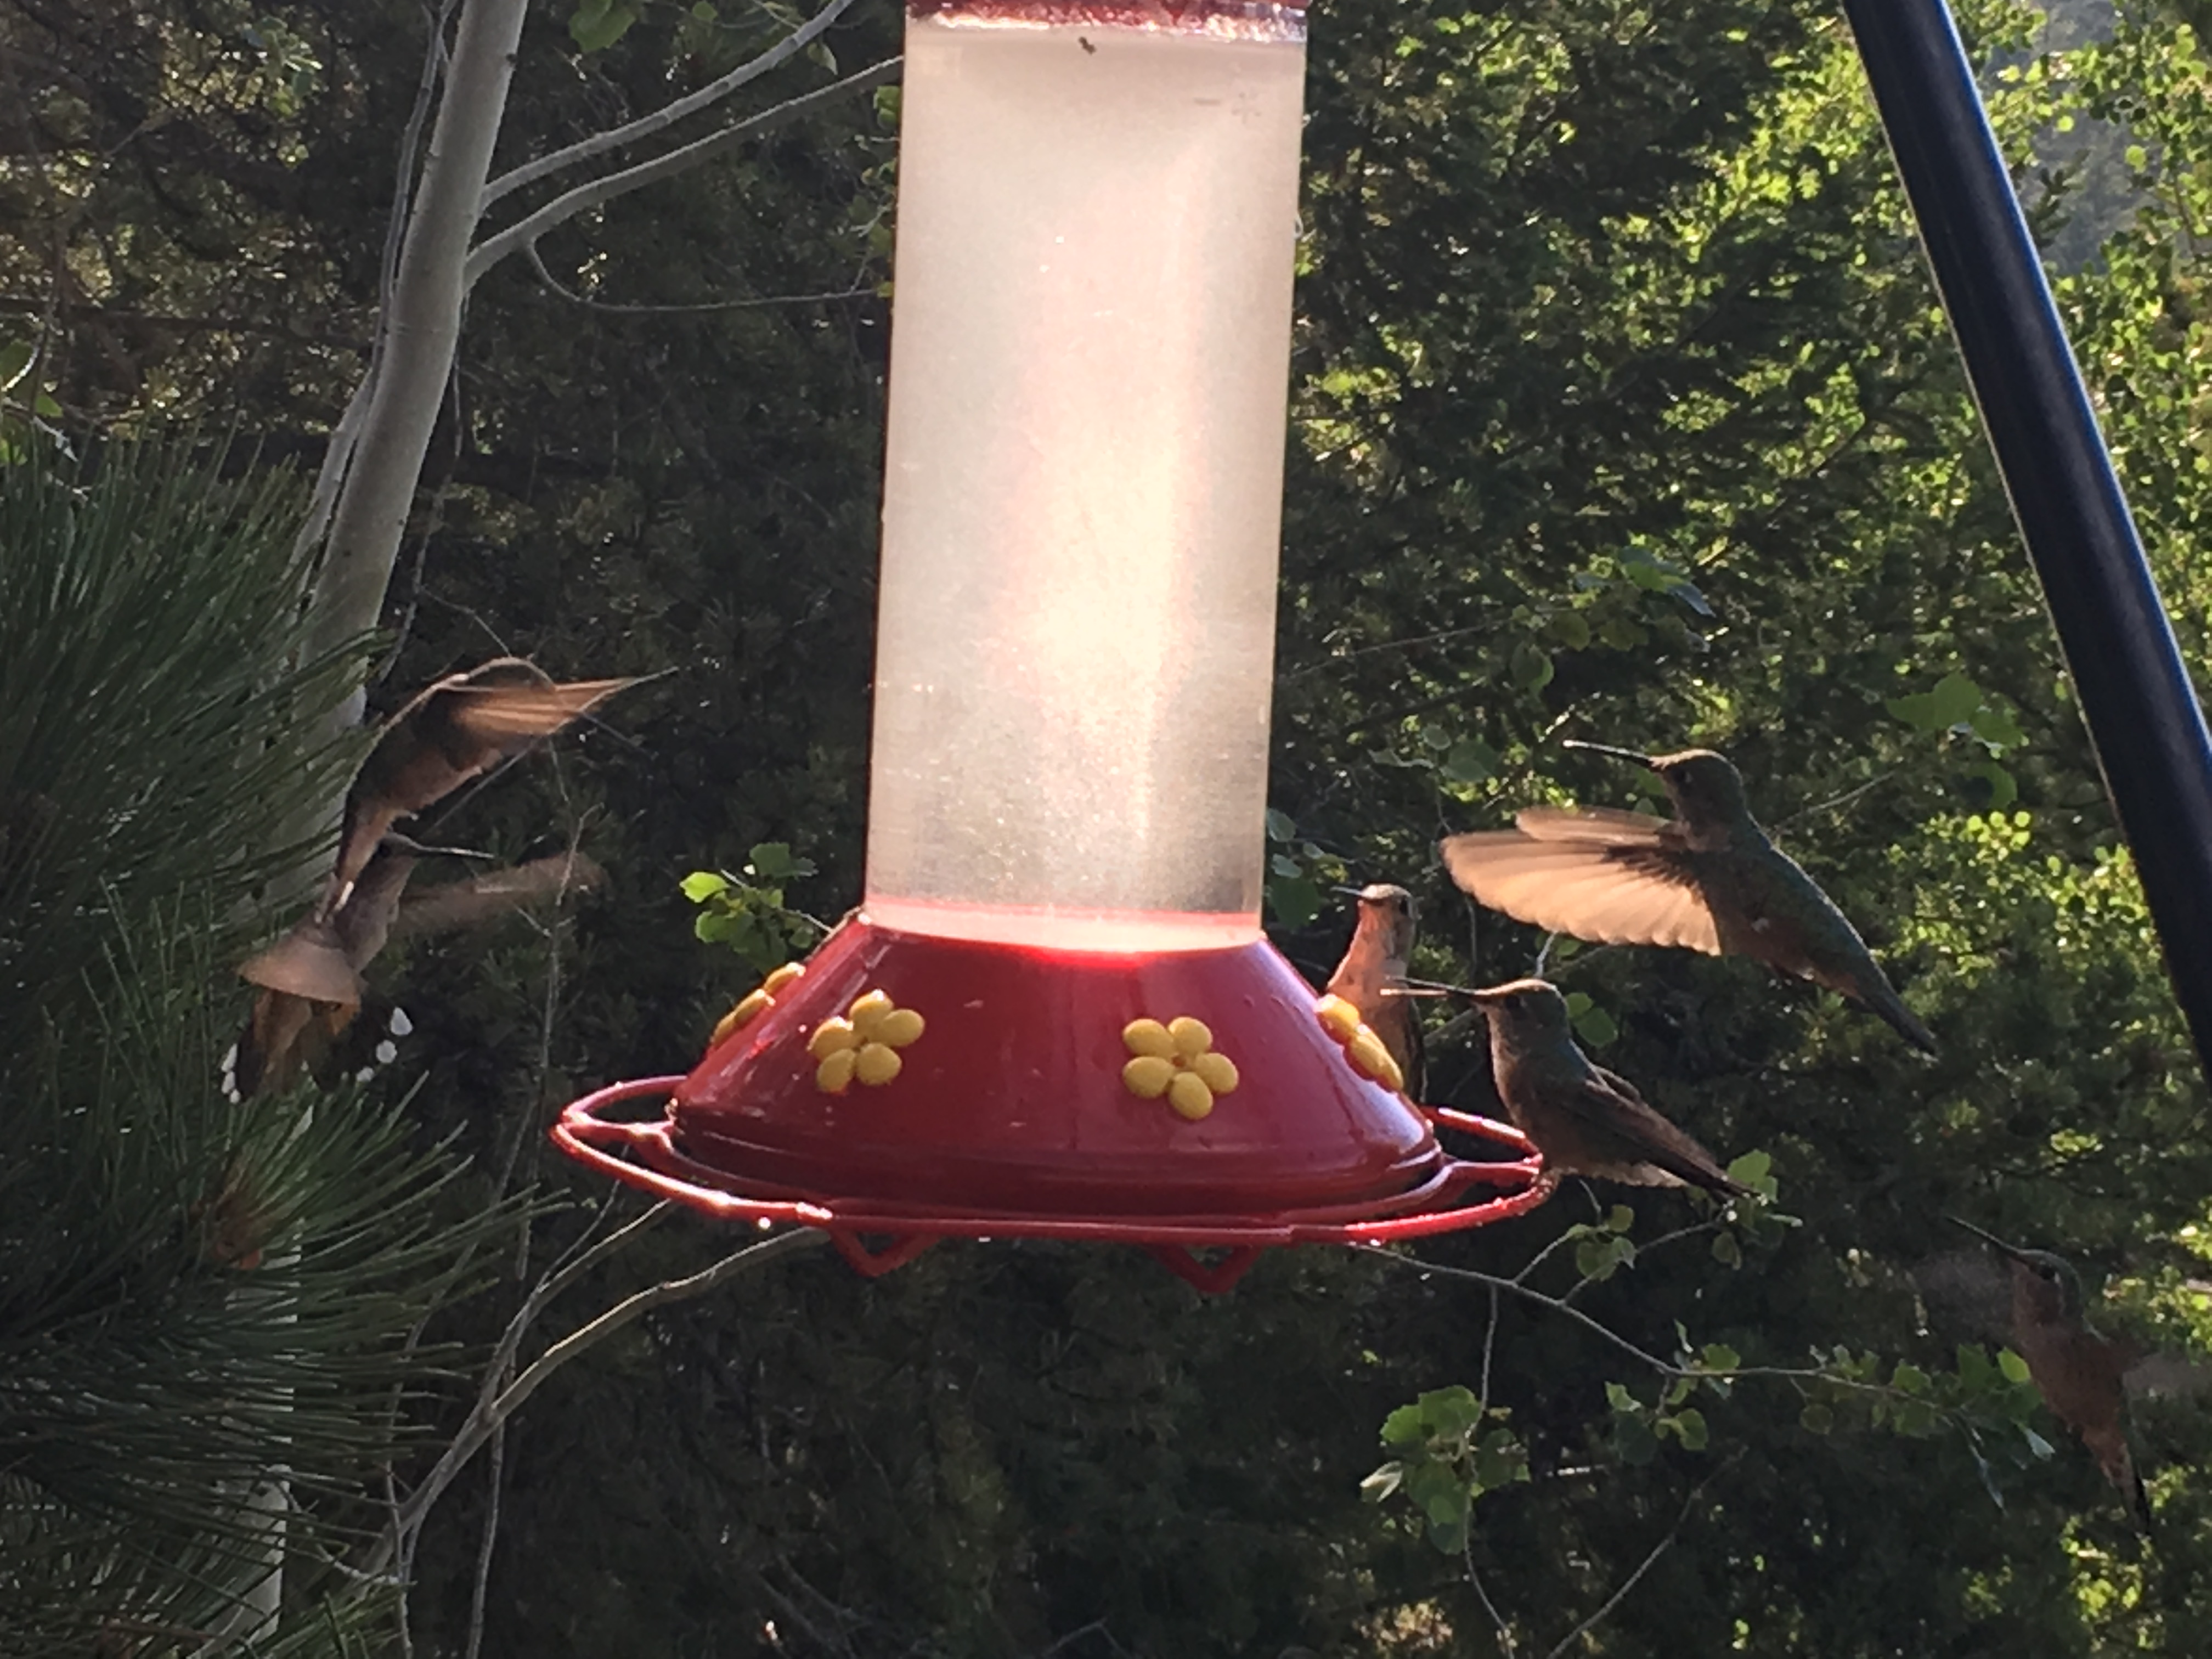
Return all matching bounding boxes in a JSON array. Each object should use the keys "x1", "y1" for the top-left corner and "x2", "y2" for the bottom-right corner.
[
  {"x1": 366, "y1": 1227, "x2": 831, "y2": 1577},
  {"x1": 1479, "y1": 1280, "x2": 1501, "y2": 1413},
  {"x1": 1542, "y1": 1460, "x2": 1734, "y2": 1658},
  {"x1": 524, "y1": 241, "x2": 872, "y2": 314},
  {"x1": 1463, "y1": 1533, "x2": 1519, "y2": 1658},
  {"x1": 1771, "y1": 769, "x2": 1897, "y2": 831},
  {"x1": 478, "y1": 0, "x2": 867, "y2": 208},
  {"x1": 462, "y1": 1406, "x2": 509, "y2": 1659},
  {"x1": 465, "y1": 60, "x2": 902, "y2": 289}
]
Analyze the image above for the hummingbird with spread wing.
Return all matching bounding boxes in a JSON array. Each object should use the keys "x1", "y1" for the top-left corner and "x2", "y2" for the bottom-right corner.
[
  {"x1": 230, "y1": 655, "x2": 635, "y2": 1097},
  {"x1": 1441, "y1": 743, "x2": 1937, "y2": 1054},
  {"x1": 328, "y1": 657, "x2": 638, "y2": 909},
  {"x1": 1928, "y1": 1217, "x2": 2205, "y2": 1529},
  {"x1": 1468, "y1": 978, "x2": 1748, "y2": 1198},
  {"x1": 1324, "y1": 883, "x2": 1426, "y2": 1101}
]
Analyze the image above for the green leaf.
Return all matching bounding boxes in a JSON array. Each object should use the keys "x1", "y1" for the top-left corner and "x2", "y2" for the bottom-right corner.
[
  {"x1": 1699, "y1": 1344, "x2": 1740, "y2": 1374},
  {"x1": 1415, "y1": 1385, "x2": 1483, "y2": 1438},
  {"x1": 1379, "y1": 1405, "x2": 1427, "y2": 1449},
  {"x1": 1724, "y1": 1149, "x2": 1771, "y2": 1188},
  {"x1": 1266, "y1": 872, "x2": 1324, "y2": 929},
  {"x1": 1547, "y1": 609, "x2": 1592, "y2": 650},
  {"x1": 1509, "y1": 641, "x2": 1554, "y2": 691},
  {"x1": 1472, "y1": 1430, "x2": 1528, "y2": 1492},
  {"x1": 1997, "y1": 1348, "x2": 2032, "y2": 1385},
  {"x1": 680, "y1": 871, "x2": 730, "y2": 903},
  {"x1": 1440, "y1": 737, "x2": 1498, "y2": 785},
  {"x1": 1612, "y1": 1413, "x2": 1660, "y2": 1466},
  {"x1": 746, "y1": 842, "x2": 814, "y2": 881},
  {"x1": 1886, "y1": 671, "x2": 1984, "y2": 732},
  {"x1": 1669, "y1": 1408, "x2": 1711, "y2": 1451},
  {"x1": 569, "y1": 0, "x2": 638, "y2": 52},
  {"x1": 1711, "y1": 1231, "x2": 1743, "y2": 1268},
  {"x1": 1964, "y1": 758, "x2": 2017, "y2": 811},
  {"x1": 1265, "y1": 807, "x2": 1296, "y2": 842},
  {"x1": 0, "y1": 338, "x2": 31, "y2": 391},
  {"x1": 1606, "y1": 1205, "x2": 1635, "y2": 1233},
  {"x1": 1570, "y1": 1001, "x2": 1618, "y2": 1047},
  {"x1": 1801, "y1": 1402, "x2": 1834, "y2": 1434}
]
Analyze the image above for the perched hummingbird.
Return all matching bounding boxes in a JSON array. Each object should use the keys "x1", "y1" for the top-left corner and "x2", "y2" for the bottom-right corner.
[
  {"x1": 330, "y1": 657, "x2": 639, "y2": 907},
  {"x1": 1441, "y1": 743, "x2": 1937, "y2": 1054},
  {"x1": 1944, "y1": 1217, "x2": 2174, "y2": 1528},
  {"x1": 1325, "y1": 883, "x2": 1426, "y2": 1101},
  {"x1": 1468, "y1": 978, "x2": 1748, "y2": 1198}
]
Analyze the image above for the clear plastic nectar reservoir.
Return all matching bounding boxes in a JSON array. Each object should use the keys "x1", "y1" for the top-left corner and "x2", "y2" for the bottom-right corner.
[{"x1": 863, "y1": 1, "x2": 1309, "y2": 952}]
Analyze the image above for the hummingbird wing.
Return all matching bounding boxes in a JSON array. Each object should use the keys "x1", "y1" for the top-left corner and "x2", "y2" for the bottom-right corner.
[
  {"x1": 330, "y1": 664, "x2": 640, "y2": 898},
  {"x1": 1441, "y1": 811, "x2": 1722, "y2": 954},
  {"x1": 1909, "y1": 1248, "x2": 2016, "y2": 1343},
  {"x1": 2122, "y1": 1351, "x2": 2212, "y2": 1400},
  {"x1": 1550, "y1": 1062, "x2": 1748, "y2": 1197},
  {"x1": 387, "y1": 850, "x2": 607, "y2": 940}
]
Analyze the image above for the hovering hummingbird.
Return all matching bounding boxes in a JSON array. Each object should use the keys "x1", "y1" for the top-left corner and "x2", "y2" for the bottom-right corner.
[
  {"x1": 1468, "y1": 978, "x2": 1748, "y2": 1198},
  {"x1": 230, "y1": 654, "x2": 635, "y2": 1096},
  {"x1": 1942, "y1": 1217, "x2": 2180, "y2": 1528},
  {"x1": 329, "y1": 657, "x2": 639, "y2": 909},
  {"x1": 1440, "y1": 743, "x2": 1937, "y2": 1054},
  {"x1": 1325, "y1": 883, "x2": 1426, "y2": 1101}
]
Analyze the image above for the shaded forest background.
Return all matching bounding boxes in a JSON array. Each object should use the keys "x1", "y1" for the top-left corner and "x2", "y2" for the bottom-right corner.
[{"x1": 12, "y1": 0, "x2": 2212, "y2": 1651}]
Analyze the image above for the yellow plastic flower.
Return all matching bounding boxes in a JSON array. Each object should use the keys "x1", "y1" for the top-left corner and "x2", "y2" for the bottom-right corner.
[
  {"x1": 1313, "y1": 993, "x2": 1406, "y2": 1093},
  {"x1": 809, "y1": 987, "x2": 926, "y2": 1093},
  {"x1": 1121, "y1": 1014, "x2": 1239, "y2": 1122},
  {"x1": 709, "y1": 961, "x2": 808, "y2": 1048}
]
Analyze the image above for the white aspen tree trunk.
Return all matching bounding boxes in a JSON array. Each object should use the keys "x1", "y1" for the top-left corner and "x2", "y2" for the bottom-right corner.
[{"x1": 302, "y1": 0, "x2": 532, "y2": 676}]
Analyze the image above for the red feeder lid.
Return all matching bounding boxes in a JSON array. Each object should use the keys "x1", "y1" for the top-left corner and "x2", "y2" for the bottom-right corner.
[{"x1": 554, "y1": 916, "x2": 1545, "y2": 1291}]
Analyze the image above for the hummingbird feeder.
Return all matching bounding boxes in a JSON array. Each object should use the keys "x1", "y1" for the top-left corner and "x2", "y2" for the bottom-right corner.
[{"x1": 553, "y1": 0, "x2": 1546, "y2": 1291}]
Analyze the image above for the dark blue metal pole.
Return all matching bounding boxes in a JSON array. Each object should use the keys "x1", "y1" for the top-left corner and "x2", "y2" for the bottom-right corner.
[{"x1": 1843, "y1": 0, "x2": 2212, "y2": 1073}]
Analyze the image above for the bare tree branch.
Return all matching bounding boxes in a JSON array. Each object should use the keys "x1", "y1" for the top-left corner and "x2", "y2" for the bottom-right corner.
[
  {"x1": 523, "y1": 240, "x2": 872, "y2": 314},
  {"x1": 1541, "y1": 1461, "x2": 1732, "y2": 1659},
  {"x1": 357, "y1": 1224, "x2": 829, "y2": 1583},
  {"x1": 464, "y1": 58, "x2": 902, "y2": 290},
  {"x1": 478, "y1": 0, "x2": 867, "y2": 209}
]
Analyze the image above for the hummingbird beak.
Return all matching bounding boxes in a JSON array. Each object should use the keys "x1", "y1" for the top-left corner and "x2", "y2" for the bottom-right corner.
[
  {"x1": 1561, "y1": 739, "x2": 1658, "y2": 769},
  {"x1": 1945, "y1": 1214, "x2": 2033, "y2": 1262}
]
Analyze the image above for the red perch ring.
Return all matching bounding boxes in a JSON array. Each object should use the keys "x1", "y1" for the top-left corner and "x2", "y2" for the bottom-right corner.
[{"x1": 552, "y1": 916, "x2": 1547, "y2": 1291}]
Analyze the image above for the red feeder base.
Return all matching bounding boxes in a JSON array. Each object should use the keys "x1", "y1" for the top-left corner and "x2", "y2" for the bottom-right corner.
[{"x1": 551, "y1": 915, "x2": 1547, "y2": 1291}]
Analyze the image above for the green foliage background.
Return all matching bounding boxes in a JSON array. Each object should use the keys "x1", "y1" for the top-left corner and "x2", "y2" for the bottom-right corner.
[{"x1": 9, "y1": 0, "x2": 2212, "y2": 1651}]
